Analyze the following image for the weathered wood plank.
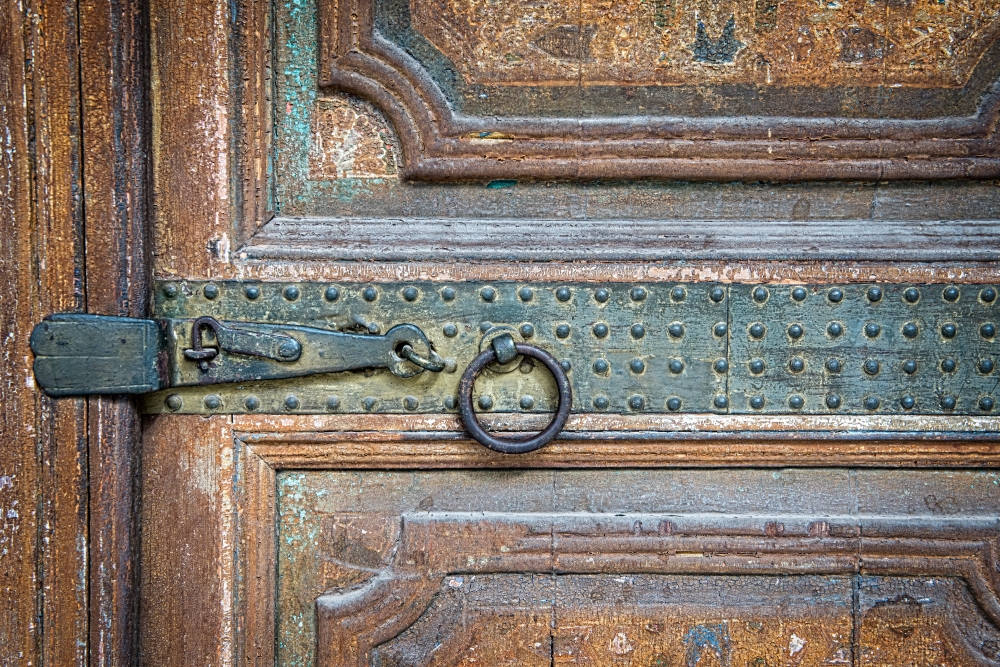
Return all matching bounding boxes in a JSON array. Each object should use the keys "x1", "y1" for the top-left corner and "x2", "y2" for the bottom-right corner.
[
  {"x1": 80, "y1": 0, "x2": 152, "y2": 663},
  {"x1": 1, "y1": 1, "x2": 91, "y2": 665}
]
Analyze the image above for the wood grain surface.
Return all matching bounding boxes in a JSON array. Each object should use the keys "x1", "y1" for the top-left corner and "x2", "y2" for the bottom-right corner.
[{"x1": 1, "y1": 1, "x2": 150, "y2": 665}]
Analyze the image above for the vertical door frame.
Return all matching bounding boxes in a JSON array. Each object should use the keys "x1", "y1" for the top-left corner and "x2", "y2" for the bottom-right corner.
[{"x1": 1, "y1": 0, "x2": 150, "y2": 664}]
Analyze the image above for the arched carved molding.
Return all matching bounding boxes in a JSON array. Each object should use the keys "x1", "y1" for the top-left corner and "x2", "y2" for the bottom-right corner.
[
  {"x1": 318, "y1": 0, "x2": 1000, "y2": 180},
  {"x1": 315, "y1": 513, "x2": 1000, "y2": 665}
]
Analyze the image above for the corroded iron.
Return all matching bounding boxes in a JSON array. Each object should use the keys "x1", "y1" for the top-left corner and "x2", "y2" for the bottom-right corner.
[
  {"x1": 135, "y1": 280, "x2": 998, "y2": 416},
  {"x1": 30, "y1": 312, "x2": 444, "y2": 396}
]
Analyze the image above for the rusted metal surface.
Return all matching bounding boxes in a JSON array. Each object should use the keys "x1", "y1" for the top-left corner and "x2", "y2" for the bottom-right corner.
[
  {"x1": 310, "y1": 0, "x2": 1000, "y2": 180},
  {"x1": 142, "y1": 280, "x2": 1000, "y2": 419}
]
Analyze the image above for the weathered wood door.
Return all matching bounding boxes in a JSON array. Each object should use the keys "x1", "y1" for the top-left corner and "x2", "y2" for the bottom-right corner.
[{"x1": 54, "y1": 0, "x2": 1000, "y2": 665}]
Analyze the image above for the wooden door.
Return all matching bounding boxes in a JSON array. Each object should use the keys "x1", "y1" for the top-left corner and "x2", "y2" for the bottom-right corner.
[{"x1": 7, "y1": 0, "x2": 1000, "y2": 665}]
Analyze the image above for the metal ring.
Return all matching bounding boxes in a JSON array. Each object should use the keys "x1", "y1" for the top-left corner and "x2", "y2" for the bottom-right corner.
[
  {"x1": 458, "y1": 342, "x2": 572, "y2": 454},
  {"x1": 400, "y1": 344, "x2": 446, "y2": 373}
]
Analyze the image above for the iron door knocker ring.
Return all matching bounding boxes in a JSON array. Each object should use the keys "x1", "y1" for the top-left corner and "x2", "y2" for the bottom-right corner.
[{"x1": 458, "y1": 335, "x2": 572, "y2": 454}]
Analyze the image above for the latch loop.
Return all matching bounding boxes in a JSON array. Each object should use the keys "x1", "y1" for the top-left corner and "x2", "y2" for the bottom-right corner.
[{"x1": 183, "y1": 316, "x2": 302, "y2": 369}]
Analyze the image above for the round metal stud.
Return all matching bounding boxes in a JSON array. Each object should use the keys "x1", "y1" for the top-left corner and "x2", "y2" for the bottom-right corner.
[
  {"x1": 163, "y1": 283, "x2": 179, "y2": 298},
  {"x1": 904, "y1": 287, "x2": 920, "y2": 304},
  {"x1": 902, "y1": 359, "x2": 918, "y2": 374},
  {"x1": 902, "y1": 322, "x2": 919, "y2": 339},
  {"x1": 630, "y1": 286, "x2": 647, "y2": 302},
  {"x1": 325, "y1": 286, "x2": 340, "y2": 302},
  {"x1": 749, "y1": 358, "x2": 765, "y2": 374},
  {"x1": 628, "y1": 395, "x2": 646, "y2": 411},
  {"x1": 277, "y1": 339, "x2": 301, "y2": 359},
  {"x1": 560, "y1": 360, "x2": 572, "y2": 372},
  {"x1": 941, "y1": 358, "x2": 957, "y2": 373},
  {"x1": 864, "y1": 323, "x2": 881, "y2": 338},
  {"x1": 480, "y1": 322, "x2": 492, "y2": 333},
  {"x1": 788, "y1": 395, "x2": 804, "y2": 410},
  {"x1": 403, "y1": 286, "x2": 419, "y2": 302},
  {"x1": 900, "y1": 395, "x2": 915, "y2": 410},
  {"x1": 667, "y1": 397, "x2": 682, "y2": 411},
  {"x1": 593, "y1": 396, "x2": 610, "y2": 410},
  {"x1": 165, "y1": 394, "x2": 183, "y2": 411},
  {"x1": 520, "y1": 323, "x2": 535, "y2": 338},
  {"x1": 671, "y1": 286, "x2": 686, "y2": 302},
  {"x1": 244, "y1": 285, "x2": 260, "y2": 300},
  {"x1": 403, "y1": 395, "x2": 419, "y2": 410},
  {"x1": 477, "y1": 395, "x2": 494, "y2": 410},
  {"x1": 749, "y1": 323, "x2": 766, "y2": 339},
  {"x1": 363, "y1": 396, "x2": 377, "y2": 411},
  {"x1": 827, "y1": 322, "x2": 844, "y2": 337},
  {"x1": 867, "y1": 286, "x2": 883, "y2": 303},
  {"x1": 752, "y1": 286, "x2": 769, "y2": 303},
  {"x1": 943, "y1": 286, "x2": 960, "y2": 302},
  {"x1": 518, "y1": 287, "x2": 533, "y2": 302},
  {"x1": 714, "y1": 322, "x2": 728, "y2": 337},
  {"x1": 203, "y1": 284, "x2": 219, "y2": 300},
  {"x1": 441, "y1": 287, "x2": 456, "y2": 302},
  {"x1": 714, "y1": 395, "x2": 729, "y2": 409},
  {"x1": 243, "y1": 396, "x2": 260, "y2": 411},
  {"x1": 556, "y1": 324, "x2": 571, "y2": 339},
  {"x1": 940, "y1": 395, "x2": 957, "y2": 411},
  {"x1": 593, "y1": 359, "x2": 610, "y2": 374},
  {"x1": 792, "y1": 287, "x2": 807, "y2": 302},
  {"x1": 520, "y1": 360, "x2": 534, "y2": 374},
  {"x1": 709, "y1": 286, "x2": 725, "y2": 303},
  {"x1": 283, "y1": 285, "x2": 300, "y2": 301},
  {"x1": 203, "y1": 395, "x2": 221, "y2": 410},
  {"x1": 669, "y1": 358, "x2": 685, "y2": 374},
  {"x1": 443, "y1": 396, "x2": 457, "y2": 410},
  {"x1": 593, "y1": 322, "x2": 609, "y2": 338},
  {"x1": 941, "y1": 322, "x2": 957, "y2": 339},
  {"x1": 864, "y1": 396, "x2": 880, "y2": 411},
  {"x1": 668, "y1": 322, "x2": 684, "y2": 338},
  {"x1": 444, "y1": 324, "x2": 458, "y2": 337},
  {"x1": 631, "y1": 323, "x2": 646, "y2": 339},
  {"x1": 284, "y1": 395, "x2": 300, "y2": 410},
  {"x1": 981, "y1": 287, "x2": 997, "y2": 304},
  {"x1": 363, "y1": 286, "x2": 378, "y2": 302},
  {"x1": 980, "y1": 358, "x2": 995, "y2": 374},
  {"x1": 556, "y1": 287, "x2": 571, "y2": 302},
  {"x1": 714, "y1": 359, "x2": 729, "y2": 374},
  {"x1": 519, "y1": 395, "x2": 535, "y2": 410},
  {"x1": 981, "y1": 322, "x2": 996, "y2": 339},
  {"x1": 828, "y1": 288, "x2": 843, "y2": 303},
  {"x1": 326, "y1": 396, "x2": 341, "y2": 410},
  {"x1": 594, "y1": 288, "x2": 610, "y2": 303},
  {"x1": 979, "y1": 396, "x2": 995, "y2": 412},
  {"x1": 787, "y1": 323, "x2": 803, "y2": 339},
  {"x1": 863, "y1": 359, "x2": 880, "y2": 375},
  {"x1": 826, "y1": 394, "x2": 841, "y2": 409},
  {"x1": 825, "y1": 358, "x2": 842, "y2": 373},
  {"x1": 749, "y1": 396, "x2": 765, "y2": 410},
  {"x1": 629, "y1": 359, "x2": 645, "y2": 374},
  {"x1": 480, "y1": 287, "x2": 496, "y2": 302},
  {"x1": 789, "y1": 357, "x2": 805, "y2": 373}
]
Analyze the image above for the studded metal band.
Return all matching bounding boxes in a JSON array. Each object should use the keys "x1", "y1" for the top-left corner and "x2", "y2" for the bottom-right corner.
[{"x1": 146, "y1": 281, "x2": 999, "y2": 416}]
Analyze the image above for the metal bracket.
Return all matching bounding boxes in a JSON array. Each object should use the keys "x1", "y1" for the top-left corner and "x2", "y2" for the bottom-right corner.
[
  {"x1": 132, "y1": 280, "x2": 999, "y2": 416},
  {"x1": 30, "y1": 313, "x2": 445, "y2": 397}
]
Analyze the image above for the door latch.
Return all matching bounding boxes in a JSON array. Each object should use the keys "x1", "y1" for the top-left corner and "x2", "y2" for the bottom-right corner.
[{"x1": 30, "y1": 313, "x2": 446, "y2": 397}]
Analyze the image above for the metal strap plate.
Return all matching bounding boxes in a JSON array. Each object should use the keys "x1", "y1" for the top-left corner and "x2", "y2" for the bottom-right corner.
[{"x1": 146, "y1": 281, "x2": 999, "y2": 416}]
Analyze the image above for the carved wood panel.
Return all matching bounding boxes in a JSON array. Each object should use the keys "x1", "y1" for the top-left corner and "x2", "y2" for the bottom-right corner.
[
  {"x1": 318, "y1": 0, "x2": 1000, "y2": 180},
  {"x1": 265, "y1": 466, "x2": 1000, "y2": 666}
]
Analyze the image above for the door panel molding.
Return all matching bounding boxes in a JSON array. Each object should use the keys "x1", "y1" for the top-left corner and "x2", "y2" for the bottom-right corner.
[
  {"x1": 317, "y1": 0, "x2": 1000, "y2": 181},
  {"x1": 315, "y1": 513, "x2": 1000, "y2": 666}
]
